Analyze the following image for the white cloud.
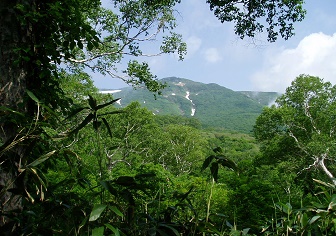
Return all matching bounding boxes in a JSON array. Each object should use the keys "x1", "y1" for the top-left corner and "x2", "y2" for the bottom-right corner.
[
  {"x1": 251, "y1": 32, "x2": 336, "y2": 92},
  {"x1": 204, "y1": 48, "x2": 222, "y2": 63},
  {"x1": 185, "y1": 36, "x2": 202, "y2": 58}
]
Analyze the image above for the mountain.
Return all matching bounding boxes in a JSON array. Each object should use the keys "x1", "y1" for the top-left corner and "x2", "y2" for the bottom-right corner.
[{"x1": 104, "y1": 77, "x2": 280, "y2": 133}]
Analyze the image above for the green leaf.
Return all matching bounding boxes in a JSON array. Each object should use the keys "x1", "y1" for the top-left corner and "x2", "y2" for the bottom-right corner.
[
  {"x1": 26, "y1": 90, "x2": 40, "y2": 103},
  {"x1": 70, "y1": 41, "x2": 76, "y2": 50},
  {"x1": 64, "y1": 106, "x2": 90, "y2": 121},
  {"x1": 202, "y1": 155, "x2": 215, "y2": 171},
  {"x1": 89, "y1": 204, "x2": 107, "y2": 221},
  {"x1": 210, "y1": 162, "x2": 219, "y2": 182},
  {"x1": 93, "y1": 120, "x2": 102, "y2": 131},
  {"x1": 77, "y1": 40, "x2": 83, "y2": 49},
  {"x1": 105, "y1": 224, "x2": 120, "y2": 236},
  {"x1": 300, "y1": 212, "x2": 308, "y2": 227},
  {"x1": 88, "y1": 95, "x2": 97, "y2": 110},
  {"x1": 92, "y1": 226, "x2": 104, "y2": 236},
  {"x1": 41, "y1": 103, "x2": 60, "y2": 121},
  {"x1": 213, "y1": 147, "x2": 223, "y2": 153},
  {"x1": 77, "y1": 215, "x2": 89, "y2": 234},
  {"x1": 102, "y1": 117, "x2": 113, "y2": 139},
  {"x1": 110, "y1": 206, "x2": 123, "y2": 217},
  {"x1": 308, "y1": 215, "x2": 321, "y2": 225},
  {"x1": 0, "y1": 106, "x2": 25, "y2": 117},
  {"x1": 87, "y1": 41, "x2": 94, "y2": 51},
  {"x1": 242, "y1": 228, "x2": 250, "y2": 235},
  {"x1": 26, "y1": 150, "x2": 56, "y2": 167},
  {"x1": 69, "y1": 113, "x2": 94, "y2": 135},
  {"x1": 217, "y1": 156, "x2": 238, "y2": 171}
]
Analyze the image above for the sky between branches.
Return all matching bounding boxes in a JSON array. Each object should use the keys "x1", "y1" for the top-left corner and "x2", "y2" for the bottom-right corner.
[{"x1": 94, "y1": 0, "x2": 336, "y2": 93}]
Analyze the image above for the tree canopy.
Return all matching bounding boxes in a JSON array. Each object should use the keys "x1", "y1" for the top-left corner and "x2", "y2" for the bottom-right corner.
[{"x1": 254, "y1": 75, "x2": 336, "y2": 185}]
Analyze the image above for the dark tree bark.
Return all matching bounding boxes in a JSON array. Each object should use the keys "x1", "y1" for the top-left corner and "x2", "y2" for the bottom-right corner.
[{"x1": 0, "y1": 0, "x2": 35, "y2": 227}]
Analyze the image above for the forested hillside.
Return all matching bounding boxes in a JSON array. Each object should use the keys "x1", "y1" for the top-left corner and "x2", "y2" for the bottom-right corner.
[{"x1": 105, "y1": 77, "x2": 280, "y2": 133}]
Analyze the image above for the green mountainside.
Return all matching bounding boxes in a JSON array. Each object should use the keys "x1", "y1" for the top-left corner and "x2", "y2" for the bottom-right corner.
[{"x1": 103, "y1": 77, "x2": 280, "y2": 133}]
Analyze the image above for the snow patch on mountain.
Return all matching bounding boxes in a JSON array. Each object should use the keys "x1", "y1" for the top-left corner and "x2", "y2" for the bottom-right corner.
[{"x1": 185, "y1": 91, "x2": 196, "y2": 116}]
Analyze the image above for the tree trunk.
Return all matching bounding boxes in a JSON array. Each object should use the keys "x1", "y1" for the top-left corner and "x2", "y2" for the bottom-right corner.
[
  {"x1": 0, "y1": 0, "x2": 34, "y2": 227},
  {"x1": 319, "y1": 155, "x2": 336, "y2": 186}
]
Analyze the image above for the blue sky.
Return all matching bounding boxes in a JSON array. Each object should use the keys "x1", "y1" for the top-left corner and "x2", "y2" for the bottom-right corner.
[{"x1": 94, "y1": 0, "x2": 336, "y2": 93}]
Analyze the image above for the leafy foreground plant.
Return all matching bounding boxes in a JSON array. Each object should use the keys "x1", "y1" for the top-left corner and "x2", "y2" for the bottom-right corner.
[{"x1": 262, "y1": 179, "x2": 336, "y2": 235}]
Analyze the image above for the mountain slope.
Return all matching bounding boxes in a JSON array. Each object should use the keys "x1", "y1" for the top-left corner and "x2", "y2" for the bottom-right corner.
[{"x1": 107, "y1": 77, "x2": 280, "y2": 133}]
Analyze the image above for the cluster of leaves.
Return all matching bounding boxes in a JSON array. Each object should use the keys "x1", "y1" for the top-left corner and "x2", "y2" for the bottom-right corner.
[{"x1": 207, "y1": 0, "x2": 306, "y2": 42}]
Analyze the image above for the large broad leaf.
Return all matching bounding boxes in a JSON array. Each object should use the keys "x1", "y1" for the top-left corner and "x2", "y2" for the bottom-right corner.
[
  {"x1": 216, "y1": 155, "x2": 238, "y2": 171},
  {"x1": 110, "y1": 206, "x2": 123, "y2": 217},
  {"x1": 201, "y1": 155, "x2": 215, "y2": 171},
  {"x1": 89, "y1": 204, "x2": 107, "y2": 221},
  {"x1": 88, "y1": 95, "x2": 97, "y2": 110},
  {"x1": 101, "y1": 117, "x2": 113, "y2": 138},
  {"x1": 210, "y1": 162, "x2": 219, "y2": 182}
]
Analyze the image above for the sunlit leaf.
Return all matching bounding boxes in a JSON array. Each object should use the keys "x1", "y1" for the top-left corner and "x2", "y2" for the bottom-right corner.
[
  {"x1": 308, "y1": 215, "x2": 321, "y2": 225},
  {"x1": 110, "y1": 206, "x2": 123, "y2": 217},
  {"x1": 89, "y1": 204, "x2": 107, "y2": 221}
]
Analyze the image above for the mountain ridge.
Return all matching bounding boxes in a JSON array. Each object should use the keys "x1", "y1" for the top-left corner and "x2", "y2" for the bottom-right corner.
[{"x1": 102, "y1": 77, "x2": 281, "y2": 133}]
